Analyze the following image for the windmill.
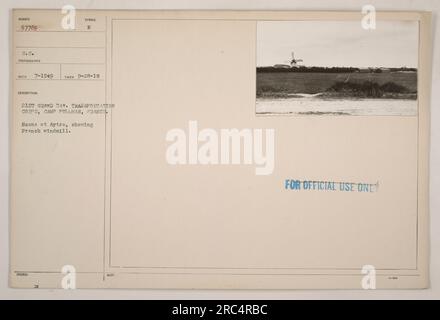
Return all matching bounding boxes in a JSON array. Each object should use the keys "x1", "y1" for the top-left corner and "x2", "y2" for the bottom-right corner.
[
  {"x1": 273, "y1": 51, "x2": 304, "y2": 69},
  {"x1": 289, "y1": 51, "x2": 303, "y2": 68}
]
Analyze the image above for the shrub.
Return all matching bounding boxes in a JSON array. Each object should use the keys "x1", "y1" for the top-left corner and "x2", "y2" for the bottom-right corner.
[{"x1": 327, "y1": 81, "x2": 410, "y2": 97}]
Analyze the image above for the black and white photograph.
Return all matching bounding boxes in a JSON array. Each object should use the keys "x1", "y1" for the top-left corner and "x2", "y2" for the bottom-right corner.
[{"x1": 256, "y1": 21, "x2": 419, "y2": 116}]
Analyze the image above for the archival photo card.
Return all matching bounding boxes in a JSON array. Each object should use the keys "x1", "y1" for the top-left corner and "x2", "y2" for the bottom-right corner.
[
  {"x1": 256, "y1": 21, "x2": 419, "y2": 116},
  {"x1": 10, "y1": 10, "x2": 430, "y2": 289}
]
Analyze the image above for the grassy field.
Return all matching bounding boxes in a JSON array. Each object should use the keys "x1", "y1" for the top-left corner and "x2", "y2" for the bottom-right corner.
[{"x1": 256, "y1": 72, "x2": 417, "y2": 97}]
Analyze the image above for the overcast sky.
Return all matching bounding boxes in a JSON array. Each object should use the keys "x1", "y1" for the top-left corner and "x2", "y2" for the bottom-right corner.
[{"x1": 257, "y1": 21, "x2": 419, "y2": 68}]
